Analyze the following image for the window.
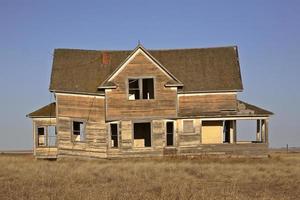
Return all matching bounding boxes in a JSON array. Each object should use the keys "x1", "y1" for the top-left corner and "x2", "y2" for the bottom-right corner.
[
  {"x1": 128, "y1": 78, "x2": 154, "y2": 100},
  {"x1": 166, "y1": 121, "x2": 174, "y2": 146},
  {"x1": 110, "y1": 123, "x2": 119, "y2": 148},
  {"x1": 48, "y1": 126, "x2": 57, "y2": 147},
  {"x1": 183, "y1": 120, "x2": 194, "y2": 133},
  {"x1": 128, "y1": 79, "x2": 140, "y2": 100},
  {"x1": 37, "y1": 127, "x2": 45, "y2": 146},
  {"x1": 133, "y1": 122, "x2": 151, "y2": 147},
  {"x1": 73, "y1": 121, "x2": 85, "y2": 142}
]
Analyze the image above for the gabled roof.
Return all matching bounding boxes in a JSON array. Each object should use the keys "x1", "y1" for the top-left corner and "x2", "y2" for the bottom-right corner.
[
  {"x1": 99, "y1": 45, "x2": 183, "y2": 88},
  {"x1": 49, "y1": 45, "x2": 243, "y2": 94},
  {"x1": 27, "y1": 103, "x2": 56, "y2": 118}
]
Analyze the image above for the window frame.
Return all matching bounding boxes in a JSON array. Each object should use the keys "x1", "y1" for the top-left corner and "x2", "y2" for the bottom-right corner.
[
  {"x1": 37, "y1": 126, "x2": 46, "y2": 147},
  {"x1": 127, "y1": 77, "x2": 155, "y2": 100},
  {"x1": 109, "y1": 122, "x2": 120, "y2": 148},
  {"x1": 71, "y1": 120, "x2": 86, "y2": 142},
  {"x1": 183, "y1": 119, "x2": 195, "y2": 134},
  {"x1": 165, "y1": 120, "x2": 175, "y2": 147},
  {"x1": 132, "y1": 121, "x2": 153, "y2": 148}
]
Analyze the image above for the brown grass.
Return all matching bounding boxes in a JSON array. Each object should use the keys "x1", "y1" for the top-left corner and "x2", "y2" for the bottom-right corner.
[{"x1": 1, "y1": 153, "x2": 300, "y2": 200}]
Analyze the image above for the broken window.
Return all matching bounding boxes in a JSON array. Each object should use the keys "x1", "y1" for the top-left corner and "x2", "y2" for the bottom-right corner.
[
  {"x1": 142, "y1": 78, "x2": 154, "y2": 99},
  {"x1": 183, "y1": 120, "x2": 194, "y2": 133},
  {"x1": 110, "y1": 123, "x2": 119, "y2": 148},
  {"x1": 133, "y1": 122, "x2": 151, "y2": 147},
  {"x1": 37, "y1": 127, "x2": 46, "y2": 146},
  {"x1": 166, "y1": 121, "x2": 174, "y2": 146},
  {"x1": 128, "y1": 78, "x2": 154, "y2": 100},
  {"x1": 73, "y1": 121, "x2": 85, "y2": 142},
  {"x1": 128, "y1": 79, "x2": 140, "y2": 100}
]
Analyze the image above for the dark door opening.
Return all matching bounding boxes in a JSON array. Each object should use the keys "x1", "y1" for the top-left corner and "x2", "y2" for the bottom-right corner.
[{"x1": 134, "y1": 122, "x2": 151, "y2": 147}]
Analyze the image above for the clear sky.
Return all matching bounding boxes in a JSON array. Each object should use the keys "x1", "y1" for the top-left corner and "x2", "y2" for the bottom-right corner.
[{"x1": 0, "y1": 0, "x2": 299, "y2": 150}]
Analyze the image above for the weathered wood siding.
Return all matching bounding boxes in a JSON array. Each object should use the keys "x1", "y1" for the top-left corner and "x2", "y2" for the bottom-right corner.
[
  {"x1": 178, "y1": 94, "x2": 237, "y2": 116},
  {"x1": 56, "y1": 94, "x2": 107, "y2": 158},
  {"x1": 106, "y1": 52, "x2": 177, "y2": 121},
  {"x1": 107, "y1": 120, "x2": 166, "y2": 158},
  {"x1": 177, "y1": 119, "x2": 201, "y2": 147}
]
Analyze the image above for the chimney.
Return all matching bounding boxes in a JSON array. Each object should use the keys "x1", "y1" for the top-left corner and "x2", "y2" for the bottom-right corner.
[{"x1": 102, "y1": 52, "x2": 110, "y2": 65}]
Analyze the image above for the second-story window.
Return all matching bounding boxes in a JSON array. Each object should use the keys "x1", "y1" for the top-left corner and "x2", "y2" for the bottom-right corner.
[{"x1": 128, "y1": 78, "x2": 154, "y2": 100}]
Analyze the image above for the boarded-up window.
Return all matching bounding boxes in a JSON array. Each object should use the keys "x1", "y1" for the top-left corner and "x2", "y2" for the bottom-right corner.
[
  {"x1": 183, "y1": 120, "x2": 194, "y2": 133},
  {"x1": 73, "y1": 121, "x2": 85, "y2": 142},
  {"x1": 110, "y1": 123, "x2": 119, "y2": 148},
  {"x1": 37, "y1": 127, "x2": 45, "y2": 146}
]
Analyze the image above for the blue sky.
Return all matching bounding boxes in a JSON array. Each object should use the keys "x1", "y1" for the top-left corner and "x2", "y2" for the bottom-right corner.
[{"x1": 0, "y1": 0, "x2": 299, "y2": 149}]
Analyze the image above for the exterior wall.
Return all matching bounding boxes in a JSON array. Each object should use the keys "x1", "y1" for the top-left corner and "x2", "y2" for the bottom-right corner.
[
  {"x1": 56, "y1": 94, "x2": 107, "y2": 158},
  {"x1": 106, "y1": 52, "x2": 177, "y2": 121},
  {"x1": 33, "y1": 118, "x2": 57, "y2": 158},
  {"x1": 201, "y1": 121, "x2": 223, "y2": 144},
  {"x1": 178, "y1": 93, "x2": 237, "y2": 116}
]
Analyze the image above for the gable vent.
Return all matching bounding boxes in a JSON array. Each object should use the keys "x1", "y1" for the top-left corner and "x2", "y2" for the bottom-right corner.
[{"x1": 102, "y1": 52, "x2": 110, "y2": 64}]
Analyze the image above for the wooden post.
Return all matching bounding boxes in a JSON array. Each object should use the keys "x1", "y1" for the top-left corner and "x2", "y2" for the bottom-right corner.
[
  {"x1": 265, "y1": 119, "x2": 269, "y2": 144},
  {"x1": 261, "y1": 120, "x2": 266, "y2": 143},
  {"x1": 199, "y1": 119, "x2": 202, "y2": 144},
  {"x1": 229, "y1": 120, "x2": 234, "y2": 143},
  {"x1": 233, "y1": 120, "x2": 237, "y2": 143},
  {"x1": 256, "y1": 120, "x2": 261, "y2": 142}
]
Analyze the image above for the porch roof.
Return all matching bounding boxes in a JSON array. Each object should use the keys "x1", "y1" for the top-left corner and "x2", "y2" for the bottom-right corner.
[
  {"x1": 27, "y1": 102, "x2": 56, "y2": 118},
  {"x1": 179, "y1": 100, "x2": 273, "y2": 118}
]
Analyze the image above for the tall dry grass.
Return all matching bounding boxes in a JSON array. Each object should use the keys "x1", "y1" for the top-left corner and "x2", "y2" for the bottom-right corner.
[{"x1": 0, "y1": 153, "x2": 300, "y2": 200}]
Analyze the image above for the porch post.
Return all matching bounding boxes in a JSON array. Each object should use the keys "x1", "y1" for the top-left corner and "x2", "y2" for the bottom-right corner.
[
  {"x1": 256, "y1": 120, "x2": 261, "y2": 142},
  {"x1": 265, "y1": 119, "x2": 269, "y2": 144},
  {"x1": 261, "y1": 120, "x2": 266, "y2": 143},
  {"x1": 233, "y1": 120, "x2": 237, "y2": 143}
]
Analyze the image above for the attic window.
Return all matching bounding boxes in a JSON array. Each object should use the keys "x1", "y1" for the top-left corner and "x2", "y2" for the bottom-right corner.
[{"x1": 128, "y1": 78, "x2": 154, "y2": 100}]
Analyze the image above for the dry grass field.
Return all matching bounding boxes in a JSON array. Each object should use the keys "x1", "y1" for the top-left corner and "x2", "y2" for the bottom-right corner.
[{"x1": 1, "y1": 153, "x2": 300, "y2": 200}]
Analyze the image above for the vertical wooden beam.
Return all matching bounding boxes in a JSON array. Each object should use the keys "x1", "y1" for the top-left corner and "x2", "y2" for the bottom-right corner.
[
  {"x1": 229, "y1": 120, "x2": 234, "y2": 143},
  {"x1": 256, "y1": 120, "x2": 261, "y2": 142},
  {"x1": 33, "y1": 121, "x2": 36, "y2": 156},
  {"x1": 199, "y1": 119, "x2": 202, "y2": 144},
  {"x1": 265, "y1": 119, "x2": 269, "y2": 144},
  {"x1": 233, "y1": 120, "x2": 237, "y2": 143},
  {"x1": 261, "y1": 120, "x2": 266, "y2": 143}
]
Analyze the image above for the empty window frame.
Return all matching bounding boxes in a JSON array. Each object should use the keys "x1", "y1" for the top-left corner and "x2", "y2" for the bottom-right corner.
[
  {"x1": 133, "y1": 122, "x2": 151, "y2": 147},
  {"x1": 128, "y1": 78, "x2": 154, "y2": 100},
  {"x1": 110, "y1": 123, "x2": 119, "y2": 148},
  {"x1": 183, "y1": 120, "x2": 195, "y2": 133},
  {"x1": 166, "y1": 121, "x2": 174, "y2": 146},
  {"x1": 72, "y1": 121, "x2": 85, "y2": 142},
  {"x1": 37, "y1": 127, "x2": 46, "y2": 146}
]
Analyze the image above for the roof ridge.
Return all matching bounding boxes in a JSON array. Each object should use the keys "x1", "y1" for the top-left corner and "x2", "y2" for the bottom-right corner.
[{"x1": 54, "y1": 45, "x2": 238, "y2": 52}]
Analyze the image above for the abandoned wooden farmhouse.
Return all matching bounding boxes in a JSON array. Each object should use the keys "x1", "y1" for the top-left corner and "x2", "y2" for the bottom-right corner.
[{"x1": 27, "y1": 44, "x2": 273, "y2": 159}]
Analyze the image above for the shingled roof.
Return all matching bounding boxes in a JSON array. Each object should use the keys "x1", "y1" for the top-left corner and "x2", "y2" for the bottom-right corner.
[
  {"x1": 27, "y1": 103, "x2": 56, "y2": 118},
  {"x1": 49, "y1": 46, "x2": 243, "y2": 94}
]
